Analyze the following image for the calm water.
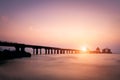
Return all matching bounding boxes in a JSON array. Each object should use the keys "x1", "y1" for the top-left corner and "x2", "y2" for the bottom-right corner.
[{"x1": 0, "y1": 54, "x2": 120, "y2": 80}]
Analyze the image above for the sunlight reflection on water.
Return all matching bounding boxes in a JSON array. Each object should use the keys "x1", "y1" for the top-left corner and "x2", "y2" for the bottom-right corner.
[{"x1": 0, "y1": 54, "x2": 120, "y2": 80}]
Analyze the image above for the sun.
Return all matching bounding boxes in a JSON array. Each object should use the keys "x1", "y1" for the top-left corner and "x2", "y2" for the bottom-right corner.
[{"x1": 80, "y1": 46, "x2": 88, "y2": 52}]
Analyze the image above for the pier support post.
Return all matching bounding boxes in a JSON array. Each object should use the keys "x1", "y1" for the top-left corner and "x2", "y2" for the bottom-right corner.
[
  {"x1": 15, "y1": 47, "x2": 20, "y2": 52},
  {"x1": 36, "y1": 48, "x2": 38, "y2": 55},
  {"x1": 47, "y1": 49, "x2": 50, "y2": 54},
  {"x1": 21, "y1": 47, "x2": 25, "y2": 52},
  {"x1": 51, "y1": 49, "x2": 53, "y2": 54},
  {"x1": 45, "y1": 49, "x2": 47, "y2": 55},
  {"x1": 57, "y1": 49, "x2": 59, "y2": 54},
  {"x1": 54, "y1": 49, "x2": 56, "y2": 54},
  {"x1": 39, "y1": 49, "x2": 42, "y2": 55},
  {"x1": 60, "y1": 50, "x2": 62, "y2": 54}
]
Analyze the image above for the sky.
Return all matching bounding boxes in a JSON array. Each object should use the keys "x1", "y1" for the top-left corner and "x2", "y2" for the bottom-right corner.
[{"x1": 0, "y1": 0, "x2": 120, "y2": 53}]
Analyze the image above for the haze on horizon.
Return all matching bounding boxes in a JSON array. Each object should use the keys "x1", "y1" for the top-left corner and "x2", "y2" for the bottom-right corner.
[{"x1": 0, "y1": 0, "x2": 120, "y2": 53}]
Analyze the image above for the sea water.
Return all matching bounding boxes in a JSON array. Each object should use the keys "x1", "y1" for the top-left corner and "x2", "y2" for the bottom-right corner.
[{"x1": 0, "y1": 54, "x2": 120, "y2": 80}]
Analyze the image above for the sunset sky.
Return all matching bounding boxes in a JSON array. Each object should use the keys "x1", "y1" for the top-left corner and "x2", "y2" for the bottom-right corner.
[{"x1": 0, "y1": 0, "x2": 120, "y2": 53}]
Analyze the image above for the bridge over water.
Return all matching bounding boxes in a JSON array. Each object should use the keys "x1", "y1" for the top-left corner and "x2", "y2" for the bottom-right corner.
[{"x1": 0, "y1": 41, "x2": 80, "y2": 55}]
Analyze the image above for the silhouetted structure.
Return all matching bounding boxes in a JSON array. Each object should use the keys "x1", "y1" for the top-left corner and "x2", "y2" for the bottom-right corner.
[
  {"x1": 102, "y1": 48, "x2": 112, "y2": 53},
  {"x1": 96, "y1": 47, "x2": 101, "y2": 53},
  {"x1": 0, "y1": 41, "x2": 80, "y2": 55},
  {"x1": 89, "y1": 47, "x2": 101, "y2": 53},
  {"x1": 89, "y1": 47, "x2": 112, "y2": 54}
]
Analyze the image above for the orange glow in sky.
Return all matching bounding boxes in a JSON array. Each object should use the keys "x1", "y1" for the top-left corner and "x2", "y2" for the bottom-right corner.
[{"x1": 0, "y1": 0, "x2": 120, "y2": 53}]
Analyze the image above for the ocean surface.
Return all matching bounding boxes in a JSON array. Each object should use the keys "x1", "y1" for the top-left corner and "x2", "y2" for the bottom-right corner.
[{"x1": 0, "y1": 53, "x2": 120, "y2": 80}]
